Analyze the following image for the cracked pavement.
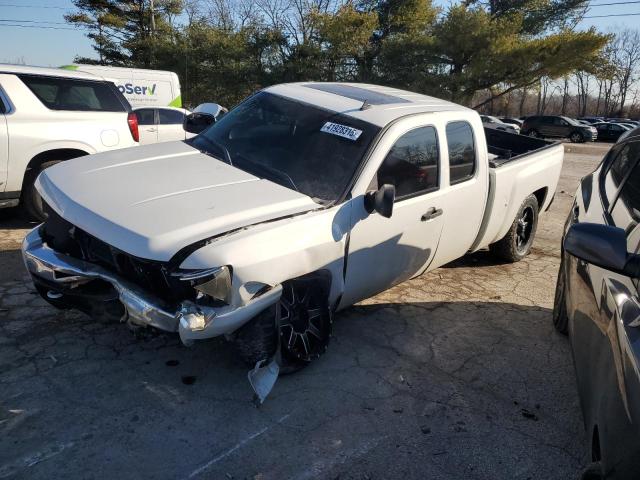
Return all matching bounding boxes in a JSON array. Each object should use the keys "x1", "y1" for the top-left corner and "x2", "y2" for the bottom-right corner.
[{"x1": 0, "y1": 143, "x2": 610, "y2": 479}]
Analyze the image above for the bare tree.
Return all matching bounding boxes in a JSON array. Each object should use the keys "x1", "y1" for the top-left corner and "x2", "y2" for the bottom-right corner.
[
  {"x1": 612, "y1": 28, "x2": 640, "y2": 114},
  {"x1": 574, "y1": 70, "x2": 591, "y2": 117}
]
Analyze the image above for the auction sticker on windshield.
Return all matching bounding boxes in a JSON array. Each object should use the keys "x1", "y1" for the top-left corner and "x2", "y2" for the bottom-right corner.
[{"x1": 320, "y1": 122, "x2": 363, "y2": 141}]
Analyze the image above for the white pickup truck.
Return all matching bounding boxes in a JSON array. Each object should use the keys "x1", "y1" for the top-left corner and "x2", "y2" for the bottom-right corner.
[
  {"x1": 22, "y1": 83, "x2": 563, "y2": 374},
  {"x1": 0, "y1": 64, "x2": 139, "y2": 219}
]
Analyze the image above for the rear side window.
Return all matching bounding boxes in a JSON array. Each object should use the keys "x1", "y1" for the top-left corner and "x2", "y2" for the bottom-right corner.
[
  {"x1": 159, "y1": 109, "x2": 184, "y2": 125},
  {"x1": 18, "y1": 75, "x2": 126, "y2": 112},
  {"x1": 446, "y1": 121, "x2": 475, "y2": 184},
  {"x1": 377, "y1": 126, "x2": 439, "y2": 199},
  {"x1": 135, "y1": 109, "x2": 155, "y2": 126}
]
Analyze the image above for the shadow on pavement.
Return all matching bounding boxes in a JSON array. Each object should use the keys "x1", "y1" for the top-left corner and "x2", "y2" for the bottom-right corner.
[
  {"x1": 441, "y1": 249, "x2": 513, "y2": 268},
  {"x1": 0, "y1": 295, "x2": 586, "y2": 479}
]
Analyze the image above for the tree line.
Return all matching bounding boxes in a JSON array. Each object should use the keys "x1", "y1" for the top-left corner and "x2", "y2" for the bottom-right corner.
[
  {"x1": 67, "y1": 0, "x2": 613, "y2": 115},
  {"x1": 477, "y1": 28, "x2": 640, "y2": 118}
]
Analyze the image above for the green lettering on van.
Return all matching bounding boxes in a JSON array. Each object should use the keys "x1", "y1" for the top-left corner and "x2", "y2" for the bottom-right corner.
[
  {"x1": 59, "y1": 65, "x2": 79, "y2": 71},
  {"x1": 169, "y1": 95, "x2": 182, "y2": 107}
]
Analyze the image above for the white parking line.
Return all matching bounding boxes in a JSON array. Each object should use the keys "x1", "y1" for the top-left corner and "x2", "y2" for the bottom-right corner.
[{"x1": 186, "y1": 413, "x2": 291, "y2": 479}]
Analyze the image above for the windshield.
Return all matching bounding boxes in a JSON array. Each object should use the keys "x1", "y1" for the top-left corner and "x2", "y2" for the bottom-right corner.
[
  {"x1": 563, "y1": 117, "x2": 583, "y2": 127},
  {"x1": 189, "y1": 92, "x2": 381, "y2": 203}
]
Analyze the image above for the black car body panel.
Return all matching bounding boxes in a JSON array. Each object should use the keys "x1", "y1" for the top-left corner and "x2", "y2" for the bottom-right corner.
[{"x1": 557, "y1": 133, "x2": 640, "y2": 478}]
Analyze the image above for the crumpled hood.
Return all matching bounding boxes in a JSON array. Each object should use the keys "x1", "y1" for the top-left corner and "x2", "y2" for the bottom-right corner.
[{"x1": 37, "y1": 141, "x2": 319, "y2": 261}]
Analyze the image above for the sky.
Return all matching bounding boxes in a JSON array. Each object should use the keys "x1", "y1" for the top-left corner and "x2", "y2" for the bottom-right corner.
[{"x1": 0, "y1": 0, "x2": 638, "y2": 68}]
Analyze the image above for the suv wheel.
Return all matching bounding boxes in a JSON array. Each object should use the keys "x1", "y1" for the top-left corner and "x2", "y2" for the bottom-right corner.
[
  {"x1": 22, "y1": 160, "x2": 61, "y2": 221},
  {"x1": 570, "y1": 131, "x2": 584, "y2": 143},
  {"x1": 527, "y1": 129, "x2": 540, "y2": 138},
  {"x1": 233, "y1": 275, "x2": 332, "y2": 373},
  {"x1": 490, "y1": 194, "x2": 539, "y2": 262}
]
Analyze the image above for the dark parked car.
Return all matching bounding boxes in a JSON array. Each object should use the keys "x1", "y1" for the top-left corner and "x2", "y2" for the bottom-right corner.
[
  {"x1": 593, "y1": 122, "x2": 631, "y2": 142},
  {"x1": 553, "y1": 128, "x2": 640, "y2": 479},
  {"x1": 579, "y1": 117, "x2": 605, "y2": 124},
  {"x1": 606, "y1": 118, "x2": 639, "y2": 126},
  {"x1": 522, "y1": 115, "x2": 597, "y2": 143}
]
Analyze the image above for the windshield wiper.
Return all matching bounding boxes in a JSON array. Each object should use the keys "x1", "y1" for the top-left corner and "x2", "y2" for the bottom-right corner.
[
  {"x1": 192, "y1": 136, "x2": 233, "y2": 166},
  {"x1": 235, "y1": 154, "x2": 299, "y2": 192}
]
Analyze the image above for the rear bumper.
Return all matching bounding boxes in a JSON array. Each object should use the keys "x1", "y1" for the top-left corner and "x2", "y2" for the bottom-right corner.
[{"x1": 21, "y1": 227, "x2": 282, "y2": 344}]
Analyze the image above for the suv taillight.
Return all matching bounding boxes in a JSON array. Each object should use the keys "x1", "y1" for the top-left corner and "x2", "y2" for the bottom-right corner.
[{"x1": 127, "y1": 112, "x2": 139, "y2": 142}]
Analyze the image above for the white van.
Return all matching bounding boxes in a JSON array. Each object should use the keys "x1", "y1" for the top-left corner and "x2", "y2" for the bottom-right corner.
[{"x1": 60, "y1": 65, "x2": 182, "y2": 108}]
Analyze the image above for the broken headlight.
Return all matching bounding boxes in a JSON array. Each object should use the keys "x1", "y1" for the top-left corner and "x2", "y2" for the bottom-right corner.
[{"x1": 174, "y1": 266, "x2": 232, "y2": 304}]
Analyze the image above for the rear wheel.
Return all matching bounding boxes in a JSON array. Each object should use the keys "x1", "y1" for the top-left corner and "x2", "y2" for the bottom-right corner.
[
  {"x1": 552, "y1": 261, "x2": 569, "y2": 334},
  {"x1": 527, "y1": 129, "x2": 540, "y2": 138},
  {"x1": 22, "y1": 160, "x2": 61, "y2": 221},
  {"x1": 490, "y1": 194, "x2": 539, "y2": 262},
  {"x1": 233, "y1": 275, "x2": 332, "y2": 373}
]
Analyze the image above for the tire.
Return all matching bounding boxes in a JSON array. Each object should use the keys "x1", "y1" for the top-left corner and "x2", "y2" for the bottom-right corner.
[
  {"x1": 22, "y1": 160, "x2": 61, "y2": 221},
  {"x1": 527, "y1": 129, "x2": 540, "y2": 138},
  {"x1": 490, "y1": 194, "x2": 539, "y2": 262},
  {"x1": 570, "y1": 131, "x2": 584, "y2": 143},
  {"x1": 233, "y1": 275, "x2": 332, "y2": 374},
  {"x1": 552, "y1": 260, "x2": 569, "y2": 334}
]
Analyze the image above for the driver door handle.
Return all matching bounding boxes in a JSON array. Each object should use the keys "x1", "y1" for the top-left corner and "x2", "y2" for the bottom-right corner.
[{"x1": 421, "y1": 207, "x2": 443, "y2": 221}]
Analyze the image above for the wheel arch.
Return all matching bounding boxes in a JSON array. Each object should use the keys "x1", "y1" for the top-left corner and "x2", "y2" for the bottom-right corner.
[
  {"x1": 22, "y1": 148, "x2": 90, "y2": 189},
  {"x1": 532, "y1": 186, "x2": 548, "y2": 211}
]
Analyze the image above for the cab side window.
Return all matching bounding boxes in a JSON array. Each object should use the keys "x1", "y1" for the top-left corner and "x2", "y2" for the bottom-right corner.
[
  {"x1": 377, "y1": 126, "x2": 439, "y2": 199},
  {"x1": 446, "y1": 121, "x2": 475, "y2": 184}
]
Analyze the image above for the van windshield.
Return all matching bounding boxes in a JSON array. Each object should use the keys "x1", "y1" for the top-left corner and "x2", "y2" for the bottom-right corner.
[{"x1": 189, "y1": 92, "x2": 381, "y2": 203}]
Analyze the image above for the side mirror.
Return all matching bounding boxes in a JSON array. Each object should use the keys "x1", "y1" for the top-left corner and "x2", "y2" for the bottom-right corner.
[
  {"x1": 364, "y1": 184, "x2": 395, "y2": 218},
  {"x1": 564, "y1": 223, "x2": 638, "y2": 275},
  {"x1": 184, "y1": 112, "x2": 216, "y2": 134}
]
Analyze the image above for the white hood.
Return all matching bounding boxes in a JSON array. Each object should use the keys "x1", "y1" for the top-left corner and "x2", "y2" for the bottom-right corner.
[{"x1": 37, "y1": 141, "x2": 319, "y2": 261}]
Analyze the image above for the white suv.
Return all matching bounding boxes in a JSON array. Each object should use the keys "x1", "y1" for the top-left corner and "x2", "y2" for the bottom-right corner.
[{"x1": 0, "y1": 64, "x2": 139, "y2": 219}]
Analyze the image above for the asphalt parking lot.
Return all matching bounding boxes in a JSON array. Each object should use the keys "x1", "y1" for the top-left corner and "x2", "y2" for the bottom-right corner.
[{"x1": 0, "y1": 142, "x2": 611, "y2": 480}]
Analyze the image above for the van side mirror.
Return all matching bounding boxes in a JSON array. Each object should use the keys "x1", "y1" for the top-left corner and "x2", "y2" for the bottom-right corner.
[
  {"x1": 364, "y1": 184, "x2": 395, "y2": 218},
  {"x1": 564, "y1": 223, "x2": 640, "y2": 276},
  {"x1": 184, "y1": 112, "x2": 216, "y2": 134}
]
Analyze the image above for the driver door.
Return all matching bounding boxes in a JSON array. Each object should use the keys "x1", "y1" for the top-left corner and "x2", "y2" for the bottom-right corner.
[{"x1": 341, "y1": 124, "x2": 446, "y2": 306}]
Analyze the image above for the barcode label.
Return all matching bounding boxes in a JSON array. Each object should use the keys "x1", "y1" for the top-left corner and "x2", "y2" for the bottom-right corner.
[{"x1": 320, "y1": 122, "x2": 363, "y2": 141}]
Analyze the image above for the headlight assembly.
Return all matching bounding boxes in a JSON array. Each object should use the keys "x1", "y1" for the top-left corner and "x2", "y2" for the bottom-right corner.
[{"x1": 174, "y1": 266, "x2": 232, "y2": 304}]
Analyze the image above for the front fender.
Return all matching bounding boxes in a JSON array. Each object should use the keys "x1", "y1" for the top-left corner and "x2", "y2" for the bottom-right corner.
[{"x1": 178, "y1": 203, "x2": 352, "y2": 309}]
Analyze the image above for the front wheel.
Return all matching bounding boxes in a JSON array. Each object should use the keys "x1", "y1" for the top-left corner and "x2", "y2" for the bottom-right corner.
[
  {"x1": 570, "y1": 131, "x2": 585, "y2": 143},
  {"x1": 490, "y1": 194, "x2": 539, "y2": 262},
  {"x1": 233, "y1": 275, "x2": 332, "y2": 373}
]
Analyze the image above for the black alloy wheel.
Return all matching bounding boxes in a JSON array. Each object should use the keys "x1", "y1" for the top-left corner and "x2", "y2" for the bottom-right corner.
[
  {"x1": 278, "y1": 280, "x2": 331, "y2": 362},
  {"x1": 515, "y1": 204, "x2": 536, "y2": 255}
]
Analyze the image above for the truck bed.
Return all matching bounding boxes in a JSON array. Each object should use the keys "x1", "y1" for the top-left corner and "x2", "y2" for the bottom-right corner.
[
  {"x1": 484, "y1": 127, "x2": 560, "y2": 167},
  {"x1": 470, "y1": 128, "x2": 564, "y2": 252}
]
